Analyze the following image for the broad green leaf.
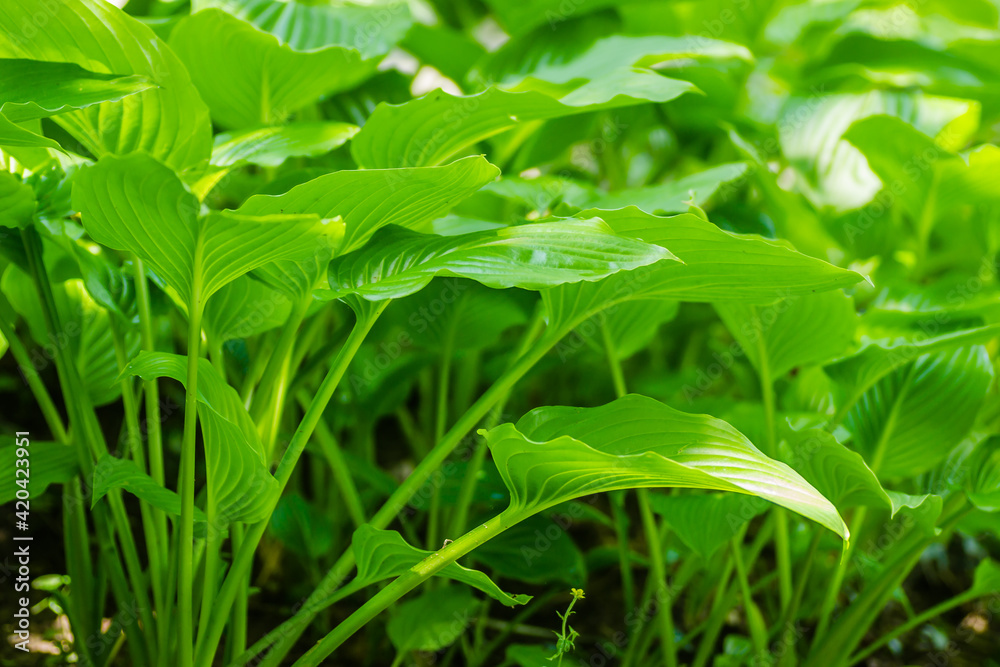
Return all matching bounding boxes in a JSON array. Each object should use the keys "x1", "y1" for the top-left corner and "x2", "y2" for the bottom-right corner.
[
  {"x1": 471, "y1": 513, "x2": 587, "y2": 586},
  {"x1": 211, "y1": 122, "x2": 358, "y2": 169},
  {"x1": 777, "y1": 426, "x2": 893, "y2": 513},
  {"x1": 0, "y1": 441, "x2": 76, "y2": 503},
  {"x1": 0, "y1": 58, "x2": 154, "y2": 122},
  {"x1": 0, "y1": 58, "x2": 154, "y2": 150},
  {"x1": 401, "y1": 23, "x2": 486, "y2": 84},
  {"x1": 964, "y1": 436, "x2": 1000, "y2": 511},
  {"x1": 969, "y1": 558, "x2": 1000, "y2": 596},
  {"x1": 824, "y1": 324, "x2": 1000, "y2": 418},
  {"x1": 483, "y1": 0, "x2": 619, "y2": 35},
  {"x1": 476, "y1": 34, "x2": 752, "y2": 89},
  {"x1": 590, "y1": 299, "x2": 679, "y2": 361},
  {"x1": 193, "y1": 0, "x2": 411, "y2": 61},
  {"x1": 72, "y1": 153, "x2": 336, "y2": 305},
  {"x1": 0, "y1": 171, "x2": 35, "y2": 228},
  {"x1": 325, "y1": 219, "x2": 676, "y2": 301},
  {"x1": 170, "y1": 9, "x2": 387, "y2": 129},
  {"x1": 715, "y1": 291, "x2": 857, "y2": 379},
  {"x1": 483, "y1": 394, "x2": 848, "y2": 538},
  {"x1": 351, "y1": 75, "x2": 696, "y2": 169},
  {"x1": 585, "y1": 163, "x2": 750, "y2": 215},
  {"x1": 92, "y1": 454, "x2": 207, "y2": 523},
  {"x1": 121, "y1": 351, "x2": 278, "y2": 524},
  {"x1": 778, "y1": 90, "x2": 977, "y2": 211},
  {"x1": 240, "y1": 156, "x2": 500, "y2": 254},
  {"x1": 0, "y1": 0, "x2": 212, "y2": 169},
  {"x1": 647, "y1": 492, "x2": 767, "y2": 559},
  {"x1": 203, "y1": 276, "x2": 293, "y2": 344},
  {"x1": 270, "y1": 494, "x2": 335, "y2": 559},
  {"x1": 386, "y1": 586, "x2": 477, "y2": 653},
  {"x1": 352, "y1": 525, "x2": 531, "y2": 607},
  {"x1": 236, "y1": 156, "x2": 500, "y2": 297},
  {"x1": 845, "y1": 115, "x2": 1000, "y2": 241},
  {"x1": 2, "y1": 265, "x2": 132, "y2": 406},
  {"x1": 846, "y1": 346, "x2": 993, "y2": 478},
  {"x1": 542, "y1": 208, "x2": 864, "y2": 337}
]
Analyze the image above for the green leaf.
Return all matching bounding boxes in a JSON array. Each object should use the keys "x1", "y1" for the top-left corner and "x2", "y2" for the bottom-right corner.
[
  {"x1": 542, "y1": 208, "x2": 863, "y2": 337},
  {"x1": 0, "y1": 58, "x2": 154, "y2": 150},
  {"x1": 386, "y1": 585, "x2": 477, "y2": 653},
  {"x1": 193, "y1": 0, "x2": 411, "y2": 60},
  {"x1": 0, "y1": 441, "x2": 76, "y2": 503},
  {"x1": 969, "y1": 558, "x2": 1000, "y2": 597},
  {"x1": 483, "y1": 0, "x2": 620, "y2": 36},
  {"x1": 270, "y1": 494, "x2": 335, "y2": 559},
  {"x1": 351, "y1": 76, "x2": 696, "y2": 169},
  {"x1": 845, "y1": 346, "x2": 993, "y2": 479},
  {"x1": 0, "y1": 171, "x2": 35, "y2": 228},
  {"x1": 483, "y1": 394, "x2": 848, "y2": 539},
  {"x1": 471, "y1": 513, "x2": 588, "y2": 586},
  {"x1": 240, "y1": 156, "x2": 500, "y2": 255},
  {"x1": 964, "y1": 436, "x2": 1000, "y2": 512},
  {"x1": 647, "y1": 492, "x2": 767, "y2": 559},
  {"x1": 597, "y1": 299, "x2": 679, "y2": 361},
  {"x1": 236, "y1": 156, "x2": 500, "y2": 298},
  {"x1": 0, "y1": 58, "x2": 154, "y2": 122},
  {"x1": 777, "y1": 426, "x2": 893, "y2": 513},
  {"x1": 778, "y1": 90, "x2": 977, "y2": 211},
  {"x1": 325, "y1": 219, "x2": 676, "y2": 301},
  {"x1": 0, "y1": 0, "x2": 211, "y2": 169},
  {"x1": 475, "y1": 34, "x2": 752, "y2": 89},
  {"x1": 845, "y1": 115, "x2": 1000, "y2": 242},
  {"x1": 825, "y1": 324, "x2": 1000, "y2": 420},
  {"x1": 715, "y1": 291, "x2": 857, "y2": 379},
  {"x1": 203, "y1": 275, "x2": 293, "y2": 344},
  {"x1": 352, "y1": 525, "x2": 531, "y2": 607},
  {"x1": 211, "y1": 122, "x2": 359, "y2": 169},
  {"x1": 72, "y1": 153, "x2": 336, "y2": 305},
  {"x1": 91, "y1": 454, "x2": 207, "y2": 523},
  {"x1": 170, "y1": 8, "x2": 390, "y2": 130},
  {"x1": 584, "y1": 163, "x2": 750, "y2": 215},
  {"x1": 120, "y1": 351, "x2": 278, "y2": 524},
  {"x1": 396, "y1": 280, "x2": 531, "y2": 353},
  {"x1": 2, "y1": 264, "x2": 132, "y2": 406}
]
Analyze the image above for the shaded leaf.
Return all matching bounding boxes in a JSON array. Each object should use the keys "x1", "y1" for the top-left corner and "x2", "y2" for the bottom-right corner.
[
  {"x1": 120, "y1": 352, "x2": 278, "y2": 524},
  {"x1": 352, "y1": 525, "x2": 531, "y2": 607}
]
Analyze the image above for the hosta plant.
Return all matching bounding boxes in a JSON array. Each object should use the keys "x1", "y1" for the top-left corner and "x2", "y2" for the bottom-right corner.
[{"x1": 2, "y1": 1, "x2": 1000, "y2": 666}]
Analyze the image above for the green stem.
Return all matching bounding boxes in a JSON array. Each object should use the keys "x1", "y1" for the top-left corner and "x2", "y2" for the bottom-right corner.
[
  {"x1": 0, "y1": 308, "x2": 68, "y2": 442},
  {"x1": 427, "y1": 337, "x2": 453, "y2": 551},
  {"x1": 448, "y1": 306, "x2": 545, "y2": 538},
  {"x1": 754, "y1": 314, "x2": 791, "y2": 613},
  {"x1": 293, "y1": 510, "x2": 522, "y2": 666},
  {"x1": 295, "y1": 390, "x2": 366, "y2": 528},
  {"x1": 134, "y1": 258, "x2": 172, "y2": 667},
  {"x1": 111, "y1": 319, "x2": 167, "y2": 646},
  {"x1": 849, "y1": 589, "x2": 977, "y2": 664},
  {"x1": 609, "y1": 493, "x2": 636, "y2": 625},
  {"x1": 258, "y1": 326, "x2": 561, "y2": 667},
  {"x1": 249, "y1": 293, "x2": 311, "y2": 421},
  {"x1": 195, "y1": 301, "x2": 389, "y2": 666},
  {"x1": 178, "y1": 296, "x2": 205, "y2": 667},
  {"x1": 731, "y1": 535, "x2": 768, "y2": 657},
  {"x1": 228, "y1": 522, "x2": 249, "y2": 661},
  {"x1": 23, "y1": 228, "x2": 154, "y2": 664},
  {"x1": 638, "y1": 489, "x2": 676, "y2": 667}
]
